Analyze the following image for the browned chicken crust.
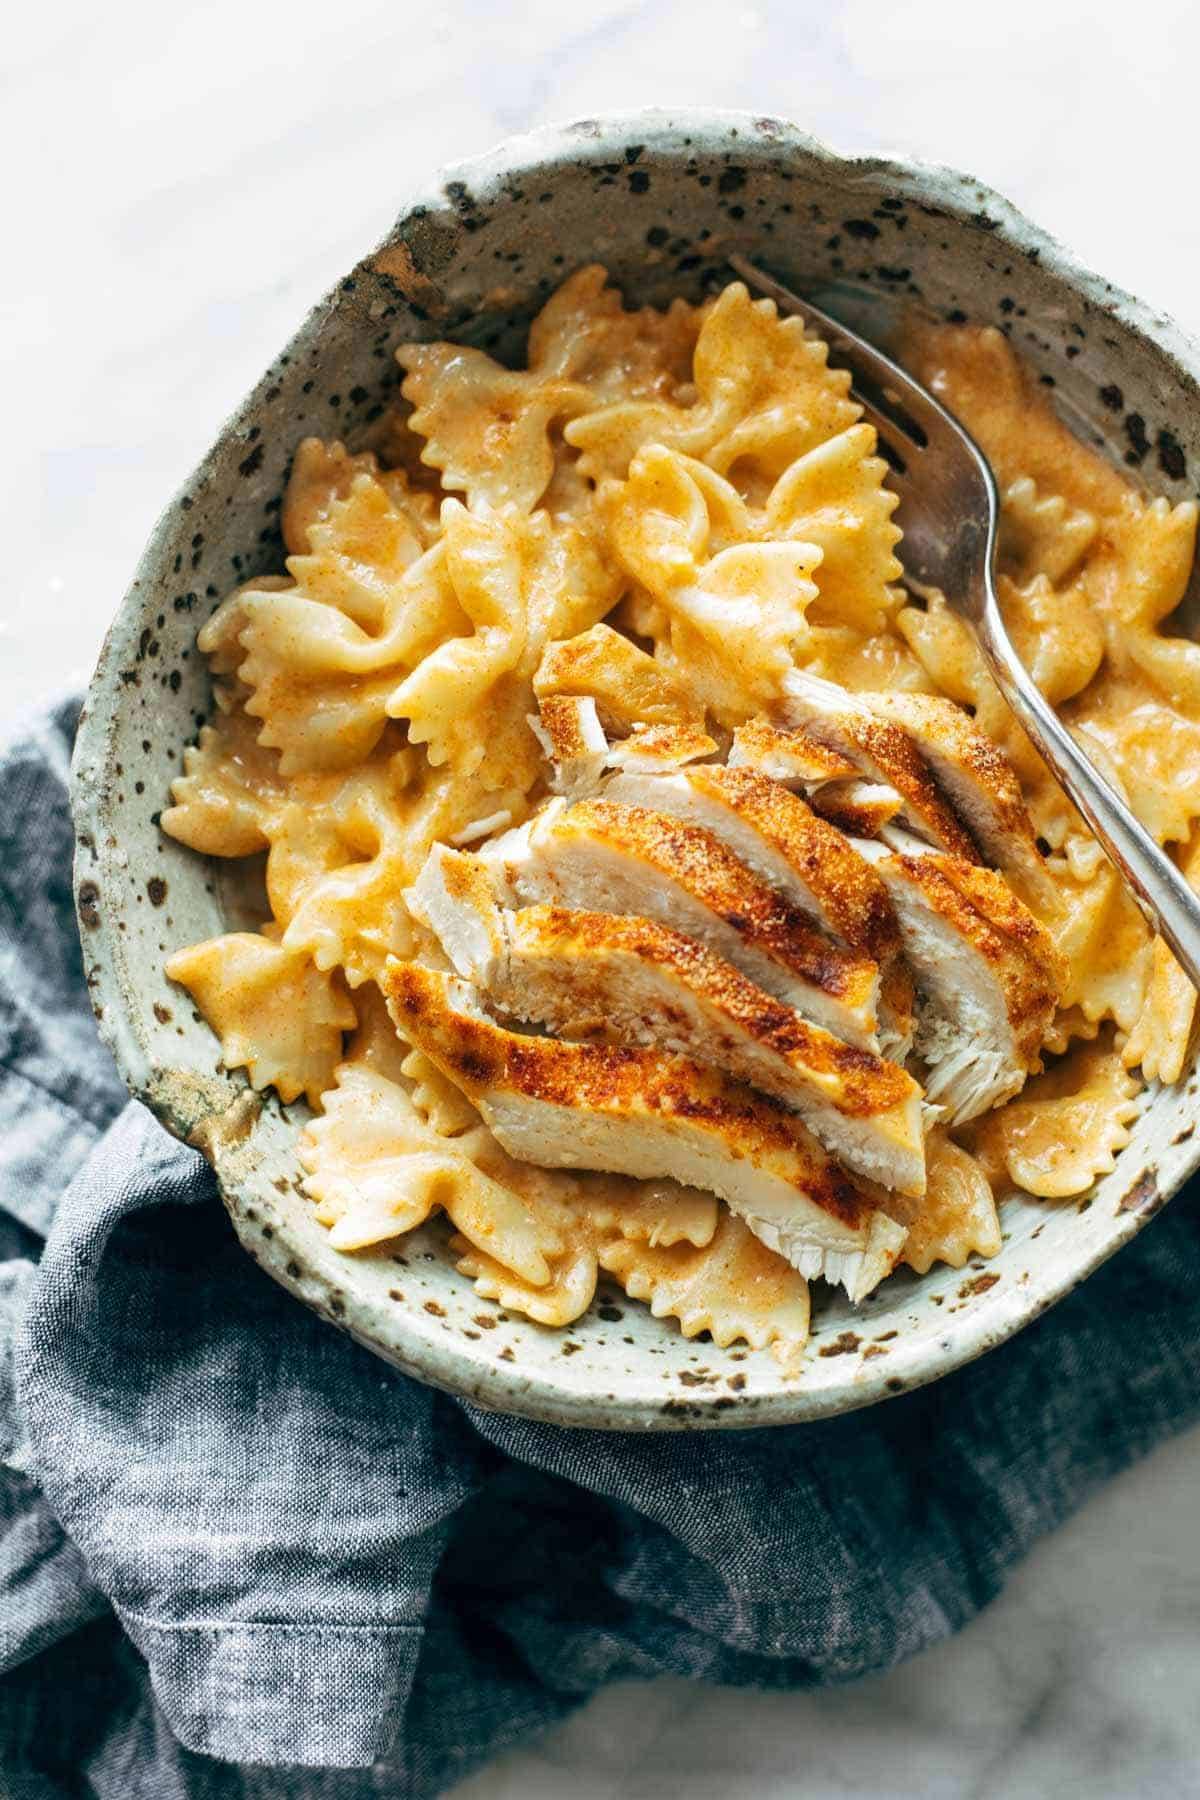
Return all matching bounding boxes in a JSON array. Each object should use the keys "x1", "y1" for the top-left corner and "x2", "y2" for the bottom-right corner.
[
  {"x1": 534, "y1": 694, "x2": 604, "y2": 766},
  {"x1": 564, "y1": 799, "x2": 877, "y2": 1006},
  {"x1": 512, "y1": 905, "x2": 915, "y2": 1117},
  {"x1": 831, "y1": 712, "x2": 981, "y2": 861},
  {"x1": 682, "y1": 764, "x2": 901, "y2": 964},
  {"x1": 730, "y1": 718, "x2": 859, "y2": 784},
  {"x1": 533, "y1": 622, "x2": 702, "y2": 729},
  {"x1": 868, "y1": 690, "x2": 1048, "y2": 896},
  {"x1": 895, "y1": 853, "x2": 1065, "y2": 1068},
  {"x1": 383, "y1": 960, "x2": 880, "y2": 1230}
]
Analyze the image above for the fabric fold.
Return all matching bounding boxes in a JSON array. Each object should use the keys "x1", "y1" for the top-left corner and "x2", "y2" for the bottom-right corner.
[
  {"x1": 13, "y1": 1103, "x2": 484, "y2": 1770},
  {"x1": 0, "y1": 697, "x2": 127, "y2": 1238},
  {"x1": 117, "y1": 1615, "x2": 426, "y2": 1768}
]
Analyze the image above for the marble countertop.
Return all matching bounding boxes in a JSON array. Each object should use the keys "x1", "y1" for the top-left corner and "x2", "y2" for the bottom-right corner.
[{"x1": 7, "y1": 1, "x2": 1199, "y2": 1792}]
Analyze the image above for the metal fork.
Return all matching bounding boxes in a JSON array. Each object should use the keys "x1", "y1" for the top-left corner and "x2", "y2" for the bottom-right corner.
[{"x1": 730, "y1": 253, "x2": 1200, "y2": 992}]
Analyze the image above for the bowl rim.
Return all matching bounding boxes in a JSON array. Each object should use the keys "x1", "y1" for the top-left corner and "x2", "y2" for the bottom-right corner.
[{"x1": 71, "y1": 106, "x2": 1200, "y2": 1429}]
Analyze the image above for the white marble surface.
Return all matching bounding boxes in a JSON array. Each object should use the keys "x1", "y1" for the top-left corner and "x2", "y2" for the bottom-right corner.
[{"x1": 6, "y1": 1, "x2": 1200, "y2": 1792}]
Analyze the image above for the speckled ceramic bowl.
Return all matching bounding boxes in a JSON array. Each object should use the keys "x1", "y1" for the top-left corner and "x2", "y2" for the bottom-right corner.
[{"x1": 72, "y1": 109, "x2": 1200, "y2": 1429}]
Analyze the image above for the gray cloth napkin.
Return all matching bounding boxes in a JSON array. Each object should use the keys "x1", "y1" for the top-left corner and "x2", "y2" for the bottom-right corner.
[{"x1": 2, "y1": 697, "x2": 1199, "y2": 1800}]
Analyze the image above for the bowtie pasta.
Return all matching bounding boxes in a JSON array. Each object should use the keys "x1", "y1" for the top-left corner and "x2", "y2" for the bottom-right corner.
[{"x1": 163, "y1": 267, "x2": 1198, "y2": 1366}]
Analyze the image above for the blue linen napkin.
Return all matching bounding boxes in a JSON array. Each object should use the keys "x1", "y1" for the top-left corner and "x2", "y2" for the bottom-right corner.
[{"x1": 2, "y1": 696, "x2": 1199, "y2": 1799}]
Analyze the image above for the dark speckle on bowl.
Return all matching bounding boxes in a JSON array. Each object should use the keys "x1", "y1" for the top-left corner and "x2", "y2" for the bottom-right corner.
[
  {"x1": 1124, "y1": 411, "x2": 1150, "y2": 465},
  {"x1": 1157, "y1": 428, "x2": 1187, "y2": 480},
  {"x1": 77, "y1": 881, "x2": 101, "y2": 929}
]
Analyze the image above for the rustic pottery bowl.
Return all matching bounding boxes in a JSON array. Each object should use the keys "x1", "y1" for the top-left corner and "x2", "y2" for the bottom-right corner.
[{"x1": 72, "y1": 108, "x2": 1200, "y2": 1429}]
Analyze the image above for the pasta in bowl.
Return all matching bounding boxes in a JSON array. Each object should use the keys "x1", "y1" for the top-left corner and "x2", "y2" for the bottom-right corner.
[{"x1": 72, "y1": 113, "x2": 1200, "y2": 1427}]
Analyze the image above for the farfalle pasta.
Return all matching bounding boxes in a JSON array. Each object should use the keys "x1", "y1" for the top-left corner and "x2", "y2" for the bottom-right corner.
[
  {"x1": 566, "y1": 278, "x2": 860, "y2": 492},
  {"x1": 163, "y1": 269, "x2": 1198, "y2": 1363},
  {"x1": 598, "y1": 1211, "x2": 812, "y2": 1363}
]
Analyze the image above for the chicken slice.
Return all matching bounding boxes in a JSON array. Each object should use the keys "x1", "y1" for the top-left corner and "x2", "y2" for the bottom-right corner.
[
  {"x1": 600, "y1": 763, "x2": 914, "y2": 1057},
  {"x1": 728, "y1": 716, "x2": 906, "y2": 842},
  {"x1": 603, "y1": 721, "x2": 719, "y2": 775},
  {"x1": 533, "y1": 622, "x2": 703, "y2": 729},
  {"x1": 729, "y1": 716, "x2": 907, "y2": 838},
  {"x1": 479, "y1": 798, "x2": 882, "y2": 1048},
  {"x1": 809, "y1": 778, "x2": 906, "y2": 838},
  {"x1": 528, "y1": 694, "x2": 609, "y2": 799},
  {"x1": 852, "y1": 840, "x2": 1065, "y2": 1122},
  {"x1": 602, "y1": 763, "x2": 897, "y2": 962},
  {"x1": 865, "y1": 690, "x2": 1053, "y2": 908},
  {"x1": 531, "y1": 693, "x2": 718, "y2": 801},
  {"x1": 729, "y1": 717, "x2": 859, "y2": 786},
  {"x1": 382, "y1": 960, "x2": 908, "y2": 1300},
  {"x1": 781, "y1": 670, "x2": 982, "y2": 861},
  {"x1": 406, "y1": 844, "x2": 925, "y2": 1193}
]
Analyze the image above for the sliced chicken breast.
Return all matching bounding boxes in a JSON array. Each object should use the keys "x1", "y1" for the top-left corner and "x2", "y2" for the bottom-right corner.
[
  {"x1": 781, "y1": 670, "x2": 982, "y2": 861},
  {"x1": 603, "y1": 721, "x2": 719, "y2": 775},
  {"x1": 807, "y1": 777, "x2": 905, "y2": 839},
  {"x1": 530, "y1": 696, "x2": 717, "y2": 802},
  {"x1": 728, "y1": 714, "x2": 908, "y2": 845},
  {"x1": 533, "y1": 622, "x2": 703, "y2": 729},
  {"x1": 383, "y1": 960, "x2": 908, "y2": 1300},
  {"x1": 528, "y1": 694, "x2": 609, "y2": 799},
  {"x1": 601, "y1": 764, "x2": 914, "y2": 1057},
  {"x1": 406, "y1": 844, "x2": 925, "y2": 1193},
  {"x1": 479, "y1": 798, "x2": 882, "y2": 1048},
  {"x1": 602, "y1": 763, "x2": 898, "y2": 963},
  {"x1": 729, "y1": 718, "x2": 860, "y2": 786},
  {"x1": 853, "y1": 841, "x2": 1065, "y2": 1122},
  {"x1": 865, "y1": 690, "x2": 1054, "y2": 908},
  {"x1": 729, "y1": 716, "x2": 906, "y2": 840},
  {"x1": 405, "y1": 844, "x2": 503, "y2": 986}
]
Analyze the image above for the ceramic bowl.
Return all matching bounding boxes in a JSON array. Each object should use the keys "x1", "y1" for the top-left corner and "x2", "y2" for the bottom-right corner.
[{"x1": 72, "y1": 108, "x2": 1200, "y2": 1429}]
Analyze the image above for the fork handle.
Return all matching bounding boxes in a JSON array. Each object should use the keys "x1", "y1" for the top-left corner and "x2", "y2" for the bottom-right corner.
[{"x1": 976, "y1": 582, "x2": 1200, "y2": 992}]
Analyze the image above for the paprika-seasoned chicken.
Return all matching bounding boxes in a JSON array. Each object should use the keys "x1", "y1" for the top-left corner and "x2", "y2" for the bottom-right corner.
[
  {"x1": 866, "y1": 689, "x2": 1054, "y2": 908},
  {"x1": 602, "y1": 764, "x2": 897, "y2": 962},
  {"x1": 807, "y1": 778, "x2": 907, "y2": 839},
  {"x1": 728, "y1": 717, "x2": 905, "y2": 837},
  {"x1": 853, "y1": 835, "x2": 1065, "y2": 1122},
  {"x1": 601, "y1": 762, "x2": 915, "y2": 1057},
  {"x1": 529, "y1": 695, "x2": 716, "y2": 799},
  {"x1": 728, "y1": 717, "x2": 860, "y2": 787},
  {"x1": 479, "y1": 798, "x2": 883, "y2": 1048},
  {"x1": 382, "y1": 960, "x2": 908, "y2": 1301},
  {"x1": 527, "y1": 694, "x2": 609, "y2": 800},
  {"x1": 781, "y1": 670, "x2": 982, "y2": 860},
  {"x1": 405, "y1": 844, "x2": 925, "y2": 1193}
]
